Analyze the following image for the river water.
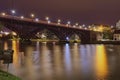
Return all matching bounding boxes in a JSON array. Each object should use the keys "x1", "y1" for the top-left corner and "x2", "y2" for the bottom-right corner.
[{"x1": 0, "y1": 40, "x2": 120, "y2": 80}]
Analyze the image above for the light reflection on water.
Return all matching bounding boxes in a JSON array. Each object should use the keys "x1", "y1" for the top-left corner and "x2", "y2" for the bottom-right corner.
[
  {"x1": 64, "y1": 44, "x2": 72, "y2": 75},
  {"x1": 95, "y1": 45, "x2": 108, "y2": 80},
  {"x1": 1, "y1": 40, "x2": 120, "y2": 80},
  {"x1": 12, "y1": 40, "x2": 20, "y2": 75}
]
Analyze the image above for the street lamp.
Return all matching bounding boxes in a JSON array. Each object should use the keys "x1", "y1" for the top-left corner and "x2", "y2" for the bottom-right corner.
[
  {"x1": 79, "y1": 26, "x2": 82, "y2": 29},
  {"x1": 67, "y1": 21, "x2": 71, "y2": 26},
  {"x1": 48, "y1": 20, "x2": 51, "y2": 24},
  {"x1": 20, "y1": 16, "x2": 24, "y2": 19},
  {"x1": 111, "y1": 25, "x2": 114, "y2": 28},
  {"x1": 57, "y1": 19, "x2": 61, "y2": 24},
  {"x1": 84, "y1": 27, "x2": 87, "y2": 30},
  {"x1": 88, "y1": 26, "x2": 92, "y2": 30},
  {"x1": 82, "y1": 24, "x2": 85, "y2": 27},
  {"x1": 11, "y1": 10, "x2": 16, "y2": 15},
  {"x1": 45, "y1": 17, "x2": 51, "y2": 23},
  {"x1": 35, "y1": 18, "x2": 39, "y2": 22},
  {"x1": 45, "y1": 16, "x2": 49, "y2": 21},
  {"x1": 30, "y1": 13, "x2": 35, "y2": 18},
  {"x1": 1, "y1": 12, "x2": 6, "y2": 16},
  {"x1": 75, "y1": 23, "x2": 79, "y2": 26},
  {"x1": 73, "y1": 25, "x2": 76, "y2": 28},
  {"x1": 67, "y1": 21, "x2": 71, "y2": 24}
]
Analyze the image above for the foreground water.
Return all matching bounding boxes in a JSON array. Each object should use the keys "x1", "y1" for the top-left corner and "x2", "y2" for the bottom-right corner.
[{"x1": 0, "y1": 40, "x2": 120, "y2": 80}]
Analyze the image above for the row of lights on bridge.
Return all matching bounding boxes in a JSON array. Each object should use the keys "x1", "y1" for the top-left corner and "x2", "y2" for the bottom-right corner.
[{"x1": 0, "y1": 10, "x2": 114, "y2": 31}]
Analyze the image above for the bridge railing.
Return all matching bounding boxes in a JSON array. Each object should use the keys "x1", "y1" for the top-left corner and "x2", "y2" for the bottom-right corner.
[{"x1": 0, "y1": 13, "x2": 93, "y2": 31}]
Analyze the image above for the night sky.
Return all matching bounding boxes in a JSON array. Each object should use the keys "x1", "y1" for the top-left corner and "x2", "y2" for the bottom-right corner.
[{"x1": 0, "y1": 0, "x2": 120, "y2": 25}]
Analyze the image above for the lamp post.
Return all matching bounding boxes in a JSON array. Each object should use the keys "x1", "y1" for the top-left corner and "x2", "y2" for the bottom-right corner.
[
  {"x1": 67, "y1": 21, "x2": 71, "y2": 27},
  {"x1": 30, "y1": 13, "x2": 35, "y2": 20},
  {"x1": 11, "y1": 10, "x2": 16, "y2": 16},
  {"x1": 20, "y1": 16, "x2": 24, "y2": 19},
  {"x1": 57, "y1": 19, "x2": 61, "y2": 25},
  {"x1": 75, "y1": 23, "x2": 79, "y2": 26},
  {"x1": 1, "y1": 12, "x2": 6, "y2": 16},
  {"x1": 45, "y1": 17, "x2": 49, "y2": 21},
  {"x1": 45, "y1": 17, "x2": 51, "y2": 24},
  {"x1": 30, "y1": 13, "x2": 35, "y2": 18},
  {"x1": 35, "y1": 18, "x2": 39, "y2": 22},
  {"x1": 30, "y1": 13, "x2": 35, "y2": 21}
]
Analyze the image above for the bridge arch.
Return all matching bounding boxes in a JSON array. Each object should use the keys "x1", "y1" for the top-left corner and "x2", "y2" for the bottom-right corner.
[
  {"x1": 35, "y1": 29, "x2": 59, "y2": 40},
  {"x1": 68, "y1": 33, "x2": 81, "y2": 42},
  {"x1": 65, "y1": 30, "x2": 91, "y2": 43}
]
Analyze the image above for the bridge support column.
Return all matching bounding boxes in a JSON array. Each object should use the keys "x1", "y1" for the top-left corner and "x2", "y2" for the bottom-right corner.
[{"x1": 90, "y1": 31, "x2": 98, "y2": 43}]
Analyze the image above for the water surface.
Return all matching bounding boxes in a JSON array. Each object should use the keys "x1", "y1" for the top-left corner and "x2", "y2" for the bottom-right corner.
[{"x1": 0, "y1": 40, "x2": 120, "y2": 80}]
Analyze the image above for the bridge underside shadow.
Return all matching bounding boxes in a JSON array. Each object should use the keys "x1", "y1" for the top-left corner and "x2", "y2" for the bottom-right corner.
[{"x1": 1, "y1": 21, "x2": 97, "y2": 44}]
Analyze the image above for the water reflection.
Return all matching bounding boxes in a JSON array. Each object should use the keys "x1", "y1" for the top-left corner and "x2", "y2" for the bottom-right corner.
[
  {"x1": 80, "y1": 45, "x2": 95, "y2": 80},
  {"x1": 11, "y1": 40, "x2": 20, "y2": 75},
  {"x1": 25, "y1": 46, "x2": 35, "y2": 80},
  {"x1": 40, "y1": 43, "x2": 53, "y2": 80},
  {"x1": 33, "y1": 41, "x2": 40, "y2": 64},
  {"x1": 12, "y1": 40, "x2": 19, "y2": 67},
  {"x1": 1, "y1": 41, "x2": 120, "y2": 80},
  {"x1": 70, "y1": 43, "x2": 80, "y2": 79},
  {"x1": 64, "y1": 44, "x2": 72, "y2": 75},
  {"x1": 95, "y1": 45, "x2": 108, "y2": 79},
  {"x1": 71, "y1": 43, "x2": 80, "y2": 70},
  {"x1": 53, "y1": 44, "x2": 64, "y2": 80}
]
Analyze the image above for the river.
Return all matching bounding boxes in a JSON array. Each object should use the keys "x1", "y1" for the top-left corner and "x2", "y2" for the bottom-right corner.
[{"x1": 0, "y1": 40, "x2": 120, "y2": 80}]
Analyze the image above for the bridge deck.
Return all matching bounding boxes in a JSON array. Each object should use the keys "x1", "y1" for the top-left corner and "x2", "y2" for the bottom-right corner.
[{"x1": 0, "y1": 14, "x2": 90, "y2": 31}]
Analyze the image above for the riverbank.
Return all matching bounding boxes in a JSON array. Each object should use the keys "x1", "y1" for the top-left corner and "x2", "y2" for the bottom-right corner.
[{"x1": 0, "y1": 70, "x2": 21, "y2": 80}]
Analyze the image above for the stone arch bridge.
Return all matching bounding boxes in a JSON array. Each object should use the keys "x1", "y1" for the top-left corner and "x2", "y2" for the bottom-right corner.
[{"x1": 0, "y1": 15, "x2": 99, "y2": 43}]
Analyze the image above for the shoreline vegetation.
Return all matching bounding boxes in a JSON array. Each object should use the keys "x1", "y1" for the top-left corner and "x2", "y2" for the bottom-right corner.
[{"x1": 0, "y1": 70, "x2": 21, "y2": 80}]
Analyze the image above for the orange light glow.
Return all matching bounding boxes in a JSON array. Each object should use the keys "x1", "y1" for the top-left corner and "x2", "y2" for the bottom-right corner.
[
  {"x1": 12, "y1": 40, "x2": 20, "y2": 68},
  {"x1": 95, "y1": 45, "x2": 108, "y2": 79}
]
